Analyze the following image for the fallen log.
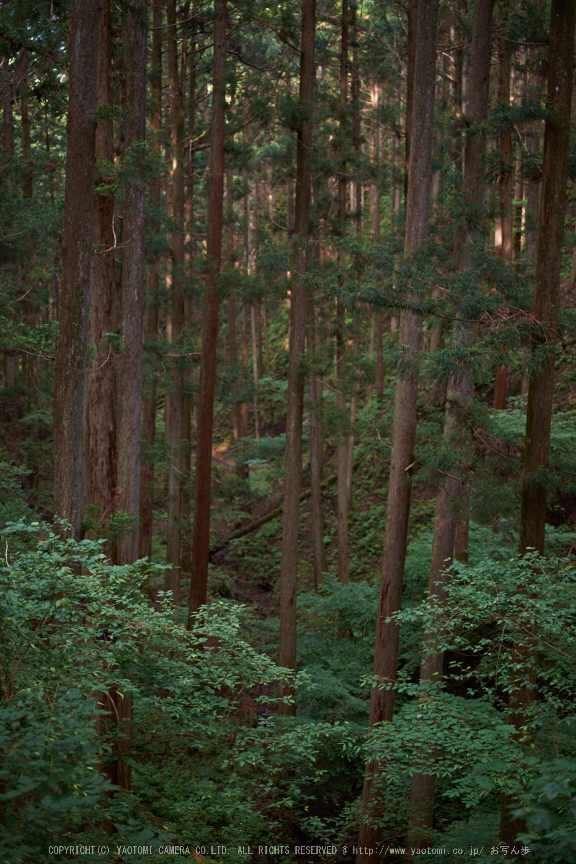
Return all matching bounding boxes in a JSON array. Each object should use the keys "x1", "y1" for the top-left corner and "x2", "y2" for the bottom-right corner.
[{"x1": 209, "y1": 458, "x2": 362, "y2": 556}]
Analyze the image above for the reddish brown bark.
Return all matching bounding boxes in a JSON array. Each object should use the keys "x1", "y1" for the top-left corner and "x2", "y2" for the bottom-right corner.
[
  {"x1": 53, "y1": 0, "x2": 100, "y2": 538},
  {"x1": 87, "y1": 0, "x2": 117, "y2": 558},
  {"x1": 404, "y1": 0, "x2": 418, "y2": 197},
  {"x1": 277, "y1": 0, "x2": 315, "y2": 713},
  {"x1": 188, "y1": 0, "x2": 227, "y2": 619},
  {"x1": 139, "y1": 0, "x2": 163, "y2": 561},
  {"x1": 336, "y1": 0, "x2": 350, "y2": 585},
  {"x1": 115, "y1": 0, "x2": 147, "y2": 566},
  {"x1": 307, "y1": 290, "x2": 326, "y2": 588},
  {"x1": 165, "y1": 0, "x2": 186, "y2": 601},
  {"x1": 181, "y1": 7, "x2": 196, "y2": 580}
]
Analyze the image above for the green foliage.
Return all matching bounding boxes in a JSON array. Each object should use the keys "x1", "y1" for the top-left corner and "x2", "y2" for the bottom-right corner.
[{"x1": 0, "y1": 522, "x2": 296, "y2": 862}]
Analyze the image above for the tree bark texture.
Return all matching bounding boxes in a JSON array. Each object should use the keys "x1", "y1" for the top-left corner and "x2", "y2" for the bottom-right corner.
[
  {"x1": 277, "y1": 0, "x2": 315, "y2": 714},
  {"x1": 87, "y1": 0, "x2": 117, "y2": 558},
  {"x1": 519, "y1": 0, "x2": 575, "y2": 558},
  {"x1": 336, "y1": 0, "x2": 350, "y2": 586},
  {"x1": 53, "y1": 0, "x2": 99, "y2": 538},
  {"x1": 165, "y1": 0, "x2": 186, "y2": 601},
  {"x1": 357, "y1": 0, "x2": 439, "y2": 857},
  {"x1": 139, "y1": 0, "x2": 163, "y2": 561},
  {"x1": 188, "y1": 0, "x2": 227, "y2": 619},
  {"x1": 307, "y1": 293, "x2": 326, "y2": 588},
  {"x1": 115, "y1": 0, "x2": 147, "y2": 566}
]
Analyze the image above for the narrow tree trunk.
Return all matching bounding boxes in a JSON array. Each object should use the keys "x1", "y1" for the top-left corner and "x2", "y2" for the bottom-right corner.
[
  {"x1": 2, "y1": 70, "x2": 18, "y2": 389},
  {"x1": 370, "y1": 81, "x2": 384, "y2": 402},
  {"x1": 251, "y1": 305, "x2": 261, "y2": 439},
  {"x1": 187, "y1": 0, "x2": 227, "y2": 619},
  {"x1": 493, "y1": 29, "x2": 513, "y2": 408},
  {"x1": 502, "y1": 0, "x2": 575, "y2": 845},
  {"x1": 181, "y1": 5, "x2": 197, "y2": 580},
  {"x1": 262, "y1": 302, "x2": 271, "y2": 377},
  {"x1": 277, "y1": 0, "x2": 315, "y2": 713},
  {"x1": 308, "y1": 290, "x2": 326, "y2": 588},
  {"x1": 336, "y1": 0, "x2": 350, "y2": 586},
  {"x1": 357, "y1": 0, "x2": 439, "y2": 856},
  {"x1": 165, "y1": 0, "x2": 186, "y2": 600},
  {"x1": 498, "y1": 36, "x2": 513, "y2": 260},
  {"x1": 53, "y1": 0, "x2": 99, "y2": 538},
  {"x1": 139, "y1": 0, "x2": 163, "y2": 561},
  {"x1": 346, "y1": 387, "x2": 356, "y2": 509},
  {"x1": 88, "y1": 0, "x2": 117, "y2": 559},
  {"x1": 336, "y1": 300, "x2": 349, "y2": 585},
  {"x1": 20, "y1": 49, "x2": 32, "y2": 200},
  {"x1": 241, "y1": 302, "x2": 250, "y2": 438},
  {"x1": 115, "y1": 0, "x2": 146, "y2": 567},
  {"x1": 404, "y1": 0, "x2": 419, "y2": 199},
  {"x1": 225, "y1": 166, "x2": 247, "y2": 479}
]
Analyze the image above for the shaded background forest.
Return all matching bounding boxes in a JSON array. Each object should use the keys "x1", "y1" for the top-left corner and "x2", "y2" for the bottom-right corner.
[{"x1": 3, "y1": 0, "x2": 576, "y2": 861}]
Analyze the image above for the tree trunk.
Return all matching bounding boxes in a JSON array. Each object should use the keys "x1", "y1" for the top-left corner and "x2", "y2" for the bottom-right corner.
[
  {"x1": 336, "y1": 0, "x2": 350, "y2": 586},
  {"x1": 53, "y1": 0, "x2": 100, "y2": 538},
  {"x1": 20, "y1": 49, "x2": 32, "y2": 200},
  {"x1": 502, "y1": 0, "x2": 575, "y2": 845},
  {"x1": 356, "y1": 0, "x2": 439, "y2": 857},
  {"x1": 493, "y1": 28, "x2": 513, "y2": 407},
  {"x1": 251, "y1": 305, "x2": 261, "y2": 439},
  {"x1": 370, "y1": 81, "x2": 384, "y2": 403},
  {"x1": 139, "y1": 0, "x2": 163, "y2": 561},
  {"x1": 336, "y1": 300, "x2": 349, "y2": 585},
  {"x1": 277, "y1": 0, "x2": 315, "y2": 714},
  {"x1": 187, "y1": 0, "x2": 227, "y2": 619},
  {"x1": 181, "y1": 5, "x2": 196, "y2": 580},
  {"x1": 87, "y1": 0, "x2": 117, "y2": 560},
  {"x1": 225, "y1": 165, "x2": 248, "y2": 479},
  {"x1": 307, "y1": 290, "x2": 326, "y2": 588},
  {"x1": 165, "y1": 0, "x2": 186, "y2": 601},
  {"x1": 404, "y1": 0, "x2": 418, "y2": 199},
  {"x1": 115, "y1": 0, "x2": 146, "y2": 567}
]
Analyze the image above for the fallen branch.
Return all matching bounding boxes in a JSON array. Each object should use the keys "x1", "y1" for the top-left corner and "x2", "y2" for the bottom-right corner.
[{"x1": 210, "y1": 458, "x2": 362, "y2": 556}]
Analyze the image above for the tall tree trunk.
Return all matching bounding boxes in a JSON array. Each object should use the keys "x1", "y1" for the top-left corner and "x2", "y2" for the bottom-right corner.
[
  {"x1": 404, "y1": 0, "x2": 418, "y2": 199},
  {"x1": 187, "y1": 0, "x2": 227, "y2": 619},
  {"x1": 502, "y1": 0, "x2": 575, "y2": 845},
  {"x1": 525, "y1": 47, "x2": 543, "y2": 267},
  {"x1": 241, "y1": 302, "x2": 250, "y2": 438},
  {"x1": 225, "y1": 166, "x2": 247, "y2": 479},
  {"x1": 336, "y1": 300, "x2": 349, "y2": 585},
  {"x1": 356, "y1": 0, "x2": 439, "y2": 857},
  {"x1": 336, "y1": 0, "x2": 350, "y2": 585},
  {"x1": 165, "y1": 0, "x2": 186, "y2": 601},
  {"x1": 493, "y1": 27, "x2": 513, "y2": 409},
  {"x1": 115, "y1": 0, "x2": 146, "y2": 566},
  {"x1": 350, "y1": 3, "x2": 361, "y2": 239},
  {"x1": 3, "y1": 71, "x2": 18, "y2": 389},
  {"x1": 369, "y1": 80, "x2": 383, "y2": 402},
  {"x1": 139, "y1": 0, "x2": 163, "y2": 561},
  {"x1": 405, "y1": 6, "x2": 494, "y2": 850},
  {"x1": 20, "y1": 49, "x2": 32, "y2": 200},
  {"x1": 251, "y1": 304, "x2": 261, "y2": 439},
  {"x1": 277, "y1": 0, "x2": 315, "y2": 714},
  {"x1": 181, "y1": 5, "x2": 196, "y2": 580},
  {"x1": 87, "y1": 0, "x2": 117, "y2": 560},
  {"x1": 307, "y1": 290, "x2": 326, "y2": 588},
  {"x1": 53, "y1": 0, "x2": 99, "y2": 538}
]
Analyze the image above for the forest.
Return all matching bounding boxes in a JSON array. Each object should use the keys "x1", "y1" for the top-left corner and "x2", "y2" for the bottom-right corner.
[{"x1": 2, "y1": 0, "x2": 576, "y2": 860}]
